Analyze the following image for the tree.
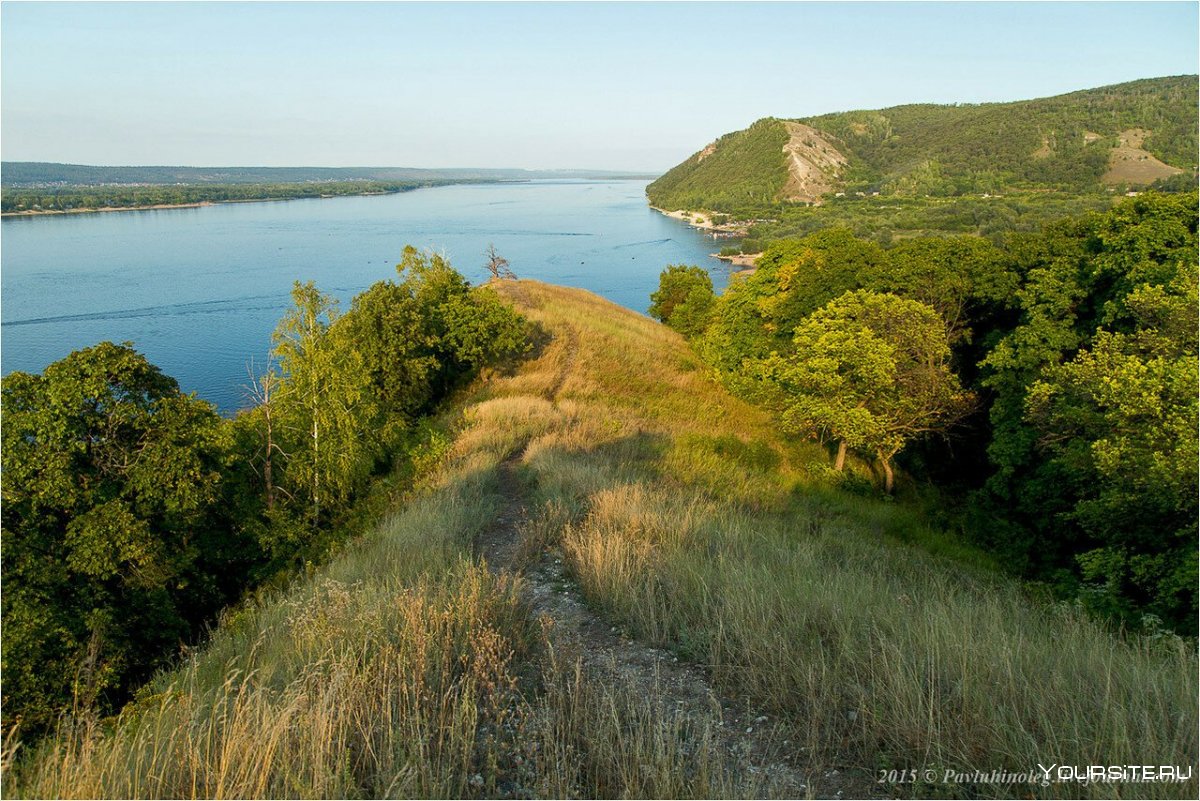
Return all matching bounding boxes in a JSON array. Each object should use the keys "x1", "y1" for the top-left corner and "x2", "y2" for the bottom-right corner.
[
  {"x1": 669, "y1": 284, "x2": 717, "y2": 340},
  {"x1": 1022, "y1": 259, "x2": 1198, "y2": 623},
  {"x1": 484, "y1": 243, "x2": 516, "y2": 280},
  {"x1": 870, "y1": 236, "x2": 1015, "y2": 344},
  {"x1": 272, "y1": 282, "x2": 380, "y2": 526},
  {"x1": 438, "y1": 285, "x2": 530, "y2": 369},
  {"x1": 1, "y1": 343, "x2": 230, "y2": 732},
  {"x1": 756, "y1": 290, "x2": 973, "y2": 492},
  {"x1": 243, "y1": 356, "x2": 285, "y2": 512},
  {"x1": 335, "y1": 247, "x2": 529, "y2": 437},
  {"x1": 339, "y1": 280, "x2": 440, "y2": 432},
  {"x1": 751, "y1": 229, "x2": 885, "y2": 331},
  {"x1": 649, "y1": 265, "x2": 711, "y2": 322},
  {"x1": 395, "y1": 246, "x2": 527, "y2": 395},
  {"x1": 649, "y1": 265, "x2": 715, "y2": 339},
  {"x1": 979, "y1": 192, "x2": 1198, "y2": 594}
]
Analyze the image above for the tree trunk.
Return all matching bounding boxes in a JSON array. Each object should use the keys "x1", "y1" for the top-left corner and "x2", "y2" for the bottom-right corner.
[
  {"x1": 263, "y1": 411, "x2": 275, "y2": 512},
  {"x1": 881, "y1": 456, "x2": 895, "y2": 494},
  {"x1": 834, "y1": 440, "x2": 847, "y2": 471},
  {"x1": 311, "y1": 415, "x2": 320, "y2": 521}
]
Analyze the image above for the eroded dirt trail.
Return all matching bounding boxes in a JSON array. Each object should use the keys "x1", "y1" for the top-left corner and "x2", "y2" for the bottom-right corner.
[{"x1": 473, "y1": 324, "x2": 819, "y2": 798}]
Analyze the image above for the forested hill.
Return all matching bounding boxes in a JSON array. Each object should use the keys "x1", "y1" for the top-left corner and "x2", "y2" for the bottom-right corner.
[{"x1": 647, "y1": 75, "x2": 1199, "y2": 212}]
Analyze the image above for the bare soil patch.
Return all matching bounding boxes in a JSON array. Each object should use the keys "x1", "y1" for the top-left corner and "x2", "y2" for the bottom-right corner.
[
  {"x1": 713, "y1": 252, "x2": 762, "y2": 269},
  {"x1": 1102, "y1": 128, "x2": 1185, "y2": 185}
]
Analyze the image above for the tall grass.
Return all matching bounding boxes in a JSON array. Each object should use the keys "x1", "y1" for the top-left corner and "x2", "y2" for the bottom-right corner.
[
  {"x1": 491, "y1": 281, "x2": 1198, "y2": 799},
  {"x1": 5, "y1": 280, "x2": 1194, "y2": 799},
  {"x1": 4, "y1": 445, "x2": 526, "y2": 798},
  {"x1": 2, "y1": 300, "x2": 753, "y2": 798},
  {"x1": 551, "y1": 474, "x2": 1196, "y2": 798}
]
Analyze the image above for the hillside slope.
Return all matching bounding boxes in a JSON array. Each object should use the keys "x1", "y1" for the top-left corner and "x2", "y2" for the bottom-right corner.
[
  {"x1": 648, "y1": 75, "x2": 1198, "y2": 212},
  {"x1": 8, "y1": 282, "x2": 1194, "y2": 799}
]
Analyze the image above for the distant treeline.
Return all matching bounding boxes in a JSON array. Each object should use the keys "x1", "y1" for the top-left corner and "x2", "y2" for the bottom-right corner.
[
  {"x1": 1, "y1": 248, "x2": 530, "y2": 736},
  {"x1": 2, "y1": 162, "x2": 657, "y2": 189},
  {"x1": 1, "y1": 181, "x2": 435, "y2": 213},
  {"x1": 654, "y1": 192, "x2": 1198, "y2": 632}
]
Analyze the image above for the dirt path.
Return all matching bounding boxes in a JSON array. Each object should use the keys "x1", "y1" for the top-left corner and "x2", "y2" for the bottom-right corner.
[
  {"x1": 473, "y1": 326, "x2": 883, "y2": 799},
  {"x1": 478, "y1": 452, "x2": 819, "y2": 797}
]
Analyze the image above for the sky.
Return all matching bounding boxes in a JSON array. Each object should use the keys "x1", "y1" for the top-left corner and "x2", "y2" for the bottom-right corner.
[{"x1": 2, "y1": 1, "x2": 1197, "y2": 172}]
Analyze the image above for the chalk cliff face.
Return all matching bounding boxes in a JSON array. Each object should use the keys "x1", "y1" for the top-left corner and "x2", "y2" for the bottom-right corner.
[{"x1": 780, "y1": 122, "x2": 848, "y2": 204}]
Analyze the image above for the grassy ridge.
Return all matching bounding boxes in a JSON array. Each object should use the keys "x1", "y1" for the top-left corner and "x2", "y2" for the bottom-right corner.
[
  {"x1": 489, "y1": 283, "x2": 1196, "y2": 798},
  {"x1": 6, "y1": 281, "x2": 1195, "y2": 798}
]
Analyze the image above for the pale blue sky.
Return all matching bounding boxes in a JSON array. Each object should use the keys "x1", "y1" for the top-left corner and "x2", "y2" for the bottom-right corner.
[{"x1": 2, "y1": 1, "x2": 1196, "y2": 171}]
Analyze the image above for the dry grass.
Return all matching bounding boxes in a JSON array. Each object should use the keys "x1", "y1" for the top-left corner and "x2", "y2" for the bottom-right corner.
[
  {"x1": 2, "y1": 303, "x2": 755, "y2": 798},
  {"x1": 6, "y1": 279, "x2": 1194, "y2": 799},
  {"x1": 490, "y1": 281, "x2": 1198, "y2": 799}
]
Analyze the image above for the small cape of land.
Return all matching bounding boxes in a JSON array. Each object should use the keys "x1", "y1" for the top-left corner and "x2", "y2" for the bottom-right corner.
[
  {"x1": 3, "y1": 201, "x2": 217, "y2": 217},
  {"x1": 713, "y1": 251, "x2": 761, "y2": 268}
]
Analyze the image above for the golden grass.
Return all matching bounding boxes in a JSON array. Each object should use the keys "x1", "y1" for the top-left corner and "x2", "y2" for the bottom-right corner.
[
  {"x1": 6, "y1": 279, "x2": 1195, "y2": 799},
  {"x1": 3, "y1": 304, "x2": 754, "y2": 798},
  {"x1": 488, "y1": 280, "x2": 1198, "y2": 799}
]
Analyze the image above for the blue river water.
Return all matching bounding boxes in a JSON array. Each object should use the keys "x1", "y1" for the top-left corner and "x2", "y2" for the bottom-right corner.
[{"x1": 1, "y1": 180, "x2": 732, "y2": 412}]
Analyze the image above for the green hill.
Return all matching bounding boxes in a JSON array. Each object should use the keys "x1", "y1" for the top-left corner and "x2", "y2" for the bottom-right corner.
[
  {"x1": 648, "y1": 76, "x2": 1198, "y2": 213},
  {"x1": 7, "y1": 280, "x2": 1194, "y2": 799}
]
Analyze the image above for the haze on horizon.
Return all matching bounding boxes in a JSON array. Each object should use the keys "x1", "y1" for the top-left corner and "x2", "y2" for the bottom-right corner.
[{"x1": 2, "y1": 1, "x2": 1197, "y2": 173}]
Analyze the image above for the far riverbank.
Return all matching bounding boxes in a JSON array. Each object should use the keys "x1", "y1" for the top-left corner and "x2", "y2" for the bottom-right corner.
[{"x1": 0, "y1": 189, "x2": 415, "y2": 218}]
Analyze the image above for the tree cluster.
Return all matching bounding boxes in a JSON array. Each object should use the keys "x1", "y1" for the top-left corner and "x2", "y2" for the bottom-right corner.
[
  {"x1": 651, "y1": 192, "x2": 1197, "y2": 630},
  {"x1": 1, "y1": 247, "x2": 530, "y2": 735}
]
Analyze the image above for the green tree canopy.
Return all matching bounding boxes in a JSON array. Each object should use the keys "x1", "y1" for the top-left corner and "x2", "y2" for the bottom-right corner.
[
  {"x1": 752, "y1": 229, "x2": 885, "y2": 332},
  {"x1": 977, "y1": 191, "x2": 1198, "y2": 627},
  {"x1": 1022, "y1": 261, "x2": 1198, "y2": 622},
  {"x1": 869, "y1": 236, "x2": 1016, "y2": 343},
  {"x1": 271, "y1": 282, "x2": 380, "y2": 527},
  {"x1": 755, "y1": 290, "x2": 973, "y2": 492},
  {"x1": 2, "y1": 342, "x2": 229, "y2": 733},
  {"x1": 649, "y1": 265, "x2": 716, "y2": 339}
]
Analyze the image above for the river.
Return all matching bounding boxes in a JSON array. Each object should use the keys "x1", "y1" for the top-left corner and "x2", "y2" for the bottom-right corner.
[{"x1": 1, "y1": 180, "x2": 732, "y2": 412}]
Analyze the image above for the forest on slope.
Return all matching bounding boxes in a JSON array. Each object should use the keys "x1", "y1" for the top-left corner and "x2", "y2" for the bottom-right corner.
[{"x1": 651, "y1": 191, "x2": 1198, "y2": 635}]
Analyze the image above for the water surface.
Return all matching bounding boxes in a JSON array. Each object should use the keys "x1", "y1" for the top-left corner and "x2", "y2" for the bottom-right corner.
[{"x1": 2, "y1": 180, "x2": 731, "y2": 411}]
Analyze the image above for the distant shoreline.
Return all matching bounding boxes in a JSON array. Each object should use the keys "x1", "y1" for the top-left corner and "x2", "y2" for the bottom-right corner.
[
  {"x1": 2, "y1": 178, "x2": 658, "y2": 218},
  {"x1": 3, "y1": 201, "x2": 217, "y2": 217},
  {"x1": 0, "y1": 190, "x2": 410, "y2": 218}
]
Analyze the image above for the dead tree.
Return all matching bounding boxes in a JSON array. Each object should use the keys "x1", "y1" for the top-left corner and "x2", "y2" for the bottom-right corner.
[{"x1": 484, "y1": 243, "x2": 516, "y2": 280}]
